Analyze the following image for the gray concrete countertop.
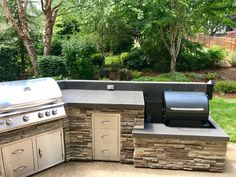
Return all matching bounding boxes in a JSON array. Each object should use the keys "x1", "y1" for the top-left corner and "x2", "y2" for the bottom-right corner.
[
  {"x1": 132, "y1": 118, "x2": 230, "y2": 141},
  {"x1": 62, "y1": 89, "x2": 144, "y2": 109}
]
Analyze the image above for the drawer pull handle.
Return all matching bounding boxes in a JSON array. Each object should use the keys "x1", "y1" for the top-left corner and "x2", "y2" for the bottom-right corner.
[
  {"x1": 39, "y1": 148, "x2": 43, "y2": 158},
  {"x1": 101, "y1": 135, "x2": 110, "y2": 139},
  {"x1": 101, "y1": 149, "x2": 109, "y2": 153},
  {"x1": 12, "y1": 149, "x2": 24, "y2": 154},
  {"x1": 100, "y1": 121, "x2": 110, "y2": 125},
  {"x1": 13, "y1": 166, "x2": 27, "y2": 172}
]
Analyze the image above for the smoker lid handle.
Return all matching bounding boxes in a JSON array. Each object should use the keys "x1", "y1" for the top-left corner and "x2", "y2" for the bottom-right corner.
[{"x1": 170, "y1": 107, "x2": 204, "y2": 111}]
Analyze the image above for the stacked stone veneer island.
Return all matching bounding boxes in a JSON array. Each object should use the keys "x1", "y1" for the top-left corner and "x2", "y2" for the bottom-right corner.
[
  {"x1": 64, "y1": 105, "x2": 144, "y2": 163},
  {"x1": 132, "y1": 122, "x2": 229, "y2": 172}
]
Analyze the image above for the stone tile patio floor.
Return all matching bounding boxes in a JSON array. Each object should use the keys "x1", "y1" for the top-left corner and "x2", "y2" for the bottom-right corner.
[{"x1": 33, "y1": 143, "x2": 236, "y2": 177}]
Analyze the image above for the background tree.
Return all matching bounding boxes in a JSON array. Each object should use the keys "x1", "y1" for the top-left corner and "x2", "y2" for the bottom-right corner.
[
  {"x1": 2, "y1": 0, "x2": 38, "y2": 73},
  {"x1": 150, "y1": 0, "x2": 236, "y2": 73},
  {"x1": 40, "y1": 0, "x2": 63, "y2": 55}
]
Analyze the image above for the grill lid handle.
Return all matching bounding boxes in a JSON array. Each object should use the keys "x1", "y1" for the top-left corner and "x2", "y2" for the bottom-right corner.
[{"x1": 170, "y1": 107, "x2": 204, "y2": 111}]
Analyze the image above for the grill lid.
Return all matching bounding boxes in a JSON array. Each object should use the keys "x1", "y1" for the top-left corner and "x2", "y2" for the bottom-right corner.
[
  {"x1": 0, "y1": 78, "x2": 62, "y2": 113},
  {"x1": 164, "y1": 91, "x2": 209, "y2": 113}
]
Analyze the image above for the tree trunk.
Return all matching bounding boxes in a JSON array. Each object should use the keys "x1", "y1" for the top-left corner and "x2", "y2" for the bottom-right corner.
[
  {"x1": 44, "y1": 16, "x2": 54, "y2": 55},
  {"x1": 170, "y1": 52, "x2": 177, "y2": 73},
  {"x1": 23, "y1": 37, "x2": 38, "y2": 74},
  {"x1": 41, "y1": 0, "x2": 62, "y2": 56}
]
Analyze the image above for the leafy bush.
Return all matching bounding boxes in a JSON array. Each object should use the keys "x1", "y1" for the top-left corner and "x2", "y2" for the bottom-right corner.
[
  {"x1": 185, "y1": 72, "x2": 207, "y2": 80},
  {"x1": 133, "y1": 72, "x2": 190, "y2": 82},
  {"x1": 0, "y1": 46, "x2": 19, "y2": 81},
  {"x1": 120, "y1": 52, "x2": 129, "y2": 64},
  {"x1": 130, "y1": 70, "x2": 143, "y2": 78},
  {"x1": 214, "y1": 81, "x2": 236, "y2": 93},
  {"x1": 124, "y1": 48, "x2": 153, "y2": 70},
  {"x1": 99, "y1": 67, "x2": 110, "y2": 79},
  {"x1": 91, "y1": 54, "x2": 105, "y2": 67},
  {"x1": 38, "y1": 56, "x2": 68, "y2": 77},
  {"x1": 63, "y1": 36, "x2": 97, "y2": 64},
  {"x1": 51, "y1": 38, "x2": 63, "y2": 56},
  {"x1": 70, "y1": 58, "x2": 95, "y2": 79},
  {"x1": 109, "y1": 35, "x2": 133, "y2": 54},
  {"x1": 62, "y1": 36, "x2": 97, "y2": 77},
  {"x1": 177, "y1": 41, "x2": 227, "y2": 71},
  {"x1": 177, "y1": 40, "x2": 210, "y2": 71},
  {"x1": 118, "y1": 68, "x2": 132, "y2": 80},
  {"x1": 109, "y1": 62, "x2": 123, "y2": 72},
  {"x1": 207, "y1": 72, "x2": 217, "y2": 80},
  {"x1": 231, "y1": 52, "x2": 236, "y2": 67},
  {"x1": 105, "y1": 55, "x2": 121, "y2": 65},
  {"x1": 207, "y1": 46, "x2": 227, "y2": 65}
]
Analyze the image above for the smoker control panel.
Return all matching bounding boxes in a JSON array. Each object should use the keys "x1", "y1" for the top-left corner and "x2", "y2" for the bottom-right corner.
[{"x1": 0, "y1": 106, "x2": 66, "y2": 133}]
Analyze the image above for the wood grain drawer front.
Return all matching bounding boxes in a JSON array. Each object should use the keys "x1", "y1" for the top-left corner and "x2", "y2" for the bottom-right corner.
[
  {"x1": 4, "y1": 157, "x2": 34, "y2": 177},
  {"x1": 94, "y1": 129, "x2": 117, "y2": 144},
  {"x1": 2, "y1": 139, "x2": 33, "y2": 164},
  {"x1": 94, "y1": 143, "x2": 118, "y2": 161},
  {"x1": 93, "y1": 114, "x2": 119, "y2": 129}
]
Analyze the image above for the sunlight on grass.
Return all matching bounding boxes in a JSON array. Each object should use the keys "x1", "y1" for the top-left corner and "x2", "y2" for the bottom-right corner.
[{"x1": 210, "y1": 98, "x2": 236, "y2": 142}]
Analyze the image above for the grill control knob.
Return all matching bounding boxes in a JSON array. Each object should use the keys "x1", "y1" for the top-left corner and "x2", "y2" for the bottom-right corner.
[
  {"x1": 23, "y1": 116, "x2": 29, "y2": 122},
  {"x1": 38, "y1": 112, "x2": 44, "y2": 118},
  {"x1": 52, "y1": 109, "x2": 57, "y2": 115},
  {"x1": 6, "y1": 119, "x2": 13, "y2": 125},
  {"x1": 45, "y1": 111, "x2": 51, "y2": 116}
]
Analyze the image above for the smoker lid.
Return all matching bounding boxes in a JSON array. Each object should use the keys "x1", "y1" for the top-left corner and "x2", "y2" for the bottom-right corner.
[
  {"x1": 0, "y1": 78, "x2": 62, "y2": 113},
  {"x1": 164, "y1": 91, "x2": 209, "y2": 113}
]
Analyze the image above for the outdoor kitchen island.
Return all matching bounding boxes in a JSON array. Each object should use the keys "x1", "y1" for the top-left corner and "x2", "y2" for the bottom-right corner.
[
  {"x1": 59, "y1": 80, "x2": 230, "y2": 173},
  {"x1": 62, "y1": 89, "x2": 145, "y2": 163},
  {"x1": 132, "y1": 119, "x2": 230, "y2": 172}
]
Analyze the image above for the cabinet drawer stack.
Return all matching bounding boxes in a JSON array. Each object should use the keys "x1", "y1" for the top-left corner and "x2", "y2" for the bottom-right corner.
[
  {"x1": 2, "y1": 139, "x2": 34, "y2": 177},
  {"x1": 92, "y1": 114, "x2": 120, "y2": 161}
]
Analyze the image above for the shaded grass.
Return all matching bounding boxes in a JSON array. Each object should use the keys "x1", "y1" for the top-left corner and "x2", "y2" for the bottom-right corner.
[
  {"x1": 132, "y1": 72, "x2": 190, "y2": 82},
  {"x1": 210, "y1": 98, "x2": 236, "y2": 142}
]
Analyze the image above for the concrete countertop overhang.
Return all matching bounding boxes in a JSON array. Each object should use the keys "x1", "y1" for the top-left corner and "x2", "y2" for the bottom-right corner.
[
  {"x1": 62, "y1": 89, "x2": 145, "y2": 109},
  {"x1": 132, "y1": 118, "x2": 230, "y2": 141}
]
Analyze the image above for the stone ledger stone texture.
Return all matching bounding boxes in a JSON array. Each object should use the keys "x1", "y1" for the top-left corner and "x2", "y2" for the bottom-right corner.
[
  {"x1": 0, "y1": 120, "x2": 63, "y2": 177},
  {"x1": 133, "y1": 137, "x2": 228, "y2": 172},
  {"x1": 64, "y1": 105, "x2": 144, "y2": 163}
]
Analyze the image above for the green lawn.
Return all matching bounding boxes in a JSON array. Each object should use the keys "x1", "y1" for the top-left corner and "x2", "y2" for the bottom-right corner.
[{"x1": 210, "y1": 98, "x2": 236, "y2": 142}]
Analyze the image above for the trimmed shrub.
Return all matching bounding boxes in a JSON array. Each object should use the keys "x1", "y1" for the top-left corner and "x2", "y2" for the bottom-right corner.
[
  {"x1": 231, "y1": 52, "x2": 236, "y2": 67},
  {"x1": 124, "y1": 48, "x2": 152, "y2": 70},
  {"x1": 51, "y1": 38, "x2": 63, "y2": 56},
  {"x1": 214, "y1": 81, "x2": 236, "y2": 93},
  {"x1": 63, "y1": 36, "x2": 97, "y2": 65},
  {"x1": 120, "y1": 52, "x2": 129, "y2": 64},
  {"x1": 119, "y1": 68, "x2": 132, "y2": 81},
  {"x1": 70, "y1": 58, "x2": 95, "y2": 79},
  {"x1": 91, "y1": 54, "x2": 105, "y2": 67},
  {"x1": 130, "y1": 70, "x2": 143, "y2": 79},
  {"x1": 0, "y1": 46, "x2": 19, "y2": 81},
  {"x1": 38, "y1": 56, "x2": 68, "y2": 77},
  {"x1": 133, "y1": 72, "x2": 190, "y2": 82},
  {"x1": 62, "y1": 36, "x2": 97, "y2": 78},
  {"x1": 207, "y1": 46, "x2": 227, "y2": 66}
]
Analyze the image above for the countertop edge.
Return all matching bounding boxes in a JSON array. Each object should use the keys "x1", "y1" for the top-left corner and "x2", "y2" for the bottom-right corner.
[{"x1": 132, "y1": 119, "x2": 230, "y2": 141}]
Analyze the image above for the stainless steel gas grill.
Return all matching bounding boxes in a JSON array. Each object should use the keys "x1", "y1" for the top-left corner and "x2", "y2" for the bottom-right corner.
[
  {"x1": 0, "y1": 78, "x2": 66, "y2": 133},
  {"x1": 163, "y1": 91, "x2": 211, "y2": 128}
]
